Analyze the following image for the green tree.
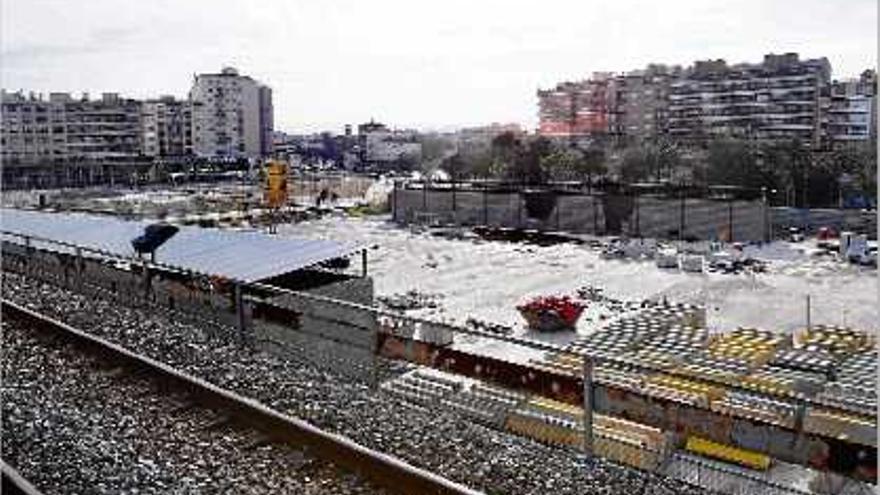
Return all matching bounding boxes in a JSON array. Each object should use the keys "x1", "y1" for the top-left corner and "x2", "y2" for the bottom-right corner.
[
  {"x1": 490, "y1": 131, "x2": 521, "y2": 171},
  {"x1": 619, "y1": 145, "x2": 652, "y2": 183},
  {"x1": 763, "y1": 139, "x2": 811, "y2": 207},
  {"x1": 827, "y1": 143, "x2": 877, "y2": 200},
  {"x1": 706, "y1": 139, "x2": 765, "y2": 188},
  {"x1": 420, "y1": 135, "x2": 456, "y2": 164},
  {"x1": 577, "y1": 147, "x2": 607, "y2": 185},
  {"x1": 507, "y1": 136, "x2": 552, "y2": 185},
  {"x1": 540, "y1": 149, "x2": 578, "y2": 180}
]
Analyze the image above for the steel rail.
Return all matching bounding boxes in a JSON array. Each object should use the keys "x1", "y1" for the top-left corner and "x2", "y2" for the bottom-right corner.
[
  {"x1": 1, "y1": 459, "x2": 45, "y2": 495},
  {"x1": 1, "y1": 300, "x2": 483, "y2": 495}
]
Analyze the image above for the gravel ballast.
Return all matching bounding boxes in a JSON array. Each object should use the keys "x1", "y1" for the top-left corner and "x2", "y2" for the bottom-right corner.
[{"x1": 2, "y1": 317, "x2": 386, "y2": 495}]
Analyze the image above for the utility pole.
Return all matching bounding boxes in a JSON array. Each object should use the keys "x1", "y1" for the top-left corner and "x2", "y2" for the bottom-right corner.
[{"x1": 805, "y1": 294, "x2": 812, "y2": 331}]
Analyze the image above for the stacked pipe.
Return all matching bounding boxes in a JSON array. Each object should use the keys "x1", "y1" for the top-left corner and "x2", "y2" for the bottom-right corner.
[
  {"x1": 504, "y1": 397, "x2": 584, "y2": 449},
  {"x1": 747, "y1": 365, "x2": 827, "y2": 396},
  {"x1": 675, "y1": 354, "x2": 750, "y2": 385},
  {"x1": 818, "y1": 350, "x2": 877, "y2": 409},
  {"x1": 592, "y1": 363, "x2": 644, "y2": 392},
  {"x1": 439, "y1": 383, "x2": 526, "y2": 429},
  {"x1": 594, "y1": 415, "x2": 669, "y2": 471},
  {"x1": 769, "y1": 348, "x2": 838, "y2": 379},
  {"x1": 803, "y1": 408, "x2": 878, "y2": 446},
  {"x1": 567, "y1": 303, "x2": 705, "y2": 360},
  {"x1": 380, "y1": 370, "x2": 460, "y2": 406},
  {"x1": 629, "y1": 325, "x2": 709, "y2": 370},
  {"x1": 532, "y1": 351, "x2": 584, "y2": 376},
  {"x1": 710, "y1": 390, "x2": 799, "y2": 428},
  {"x1": 705, "y1": 328, "x2": 785, "y2": 369},
  {"x1": 570, "y1": 321, "x2": 654, "y2": 358},
  {"x1": 735, "y1": 364, "x2": 832, "y2": 398},
  {"x1": 641, "y1": 374, "x2": 726, "y2": 408},
  {"x1": 797, "y1": 325, "x2": 872, "y2": 359}
]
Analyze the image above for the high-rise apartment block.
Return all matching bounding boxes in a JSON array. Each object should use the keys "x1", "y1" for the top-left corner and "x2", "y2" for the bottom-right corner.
[
  {"x1": 537, "y1": 53, "x2": 875, "y2": 148},
  {"x1": 537, "y1": 73, "x2": 620, "y2": 141},
  {"x1": 141, "y1": 96, "x2": 193, "y2": 158},
  {"x1": 667, "y1": 53, "x2": 830, "y2": 146},
  {"x1": 189, "y1": 67, "x2": 273, "y2": 159},
  {"x1": 1, "y1": 90, "x2": 142, "y2": 165},
  {"x1": 827, "y1": 70, "x2": 877, "y2": 145},
  {"x1": 617, "y1": 65, "x2": 681, "y2": 143}
]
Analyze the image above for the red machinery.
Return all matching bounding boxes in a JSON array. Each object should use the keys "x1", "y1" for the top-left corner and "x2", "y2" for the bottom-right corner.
[{"x1": 517, "y1": 295, "x2": 585, "y2": 332}]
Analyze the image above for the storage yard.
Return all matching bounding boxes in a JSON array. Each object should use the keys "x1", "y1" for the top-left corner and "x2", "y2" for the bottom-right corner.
[
  {"x1": 280, "y1": 215, "x2": 878, "y2": 333},
  {"x1": 1, "y1": 273, "x2": 713, "y2": 495},
  {"x1": 1, "y1": 205, "x2": 876, "y2": 495}
]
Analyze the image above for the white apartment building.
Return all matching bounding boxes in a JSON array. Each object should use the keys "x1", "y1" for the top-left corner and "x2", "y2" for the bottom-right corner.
[
  {"x1": 189, "y1": 67, "x2": 273, "y2": 159},
  {"x1": 827, "y1": 70, "x2": 877, "y2": 145},
  {"x1": 358, "y1": 120, "x2": 422, "y2": 167}
]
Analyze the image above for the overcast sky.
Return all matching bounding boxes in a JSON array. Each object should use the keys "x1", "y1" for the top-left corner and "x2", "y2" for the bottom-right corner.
[{"x1": 2, "y1": 0, "x2": 876, "y2": 133}]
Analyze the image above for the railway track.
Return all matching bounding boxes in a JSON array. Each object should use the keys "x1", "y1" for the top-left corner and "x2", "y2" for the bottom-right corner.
[
  {"x1": 1, "y1": 300, "x2": 481, "y2": 495},
  {"x1": 2, "y1": 459, "x2": 44, "y2": 495}
]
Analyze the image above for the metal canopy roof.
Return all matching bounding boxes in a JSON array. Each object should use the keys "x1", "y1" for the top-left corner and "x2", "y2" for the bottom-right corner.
[{"x1": 1, "y1": 208, "x2": 361, "y2": 282}]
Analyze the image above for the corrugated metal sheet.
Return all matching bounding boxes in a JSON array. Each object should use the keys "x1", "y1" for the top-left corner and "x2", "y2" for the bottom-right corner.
[{"x1": 0, "y1": 208, "x2": 361, "y2": 282}]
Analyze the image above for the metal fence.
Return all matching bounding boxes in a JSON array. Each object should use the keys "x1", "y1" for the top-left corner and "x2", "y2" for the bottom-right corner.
[
  {"x1": 391, "y1": 183, "x2": 769, "y2": 242},
  {"x1": 1, "y1": 230, "x2": 876, "y2": 495}
]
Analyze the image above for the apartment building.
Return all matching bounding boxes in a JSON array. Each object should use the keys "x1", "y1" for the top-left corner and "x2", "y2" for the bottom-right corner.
[
  {"x1": 189, "y1": 67, "x2": 273, "y2": 159},
  {"x1": 537, "y1": 73, "x2": 620, "y2": 141},
  {"x1": 141, "y1": 96, "x2": 193, "y2": 158},
  {"x1": 827, "y1": 70, "x2": 877, "y2": 145},
  {"x1": 1, "y1": 91, "x2": 66, "y2": 165},
  {"x1": 1, "y1": 90, "x2": 142, "y2": 165},
  {"x1": 537, "y1": 53, "x2": 874, "y2": 148},
  {"x1": 616, "y1": 65, "x2": 681, "y2": 143},
  {"x1": 357, "y1": 120, "x2": 421, "y2": 168},
  {"x1": 667, "y1": 53, "x2": 831, "y2": 146}
]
